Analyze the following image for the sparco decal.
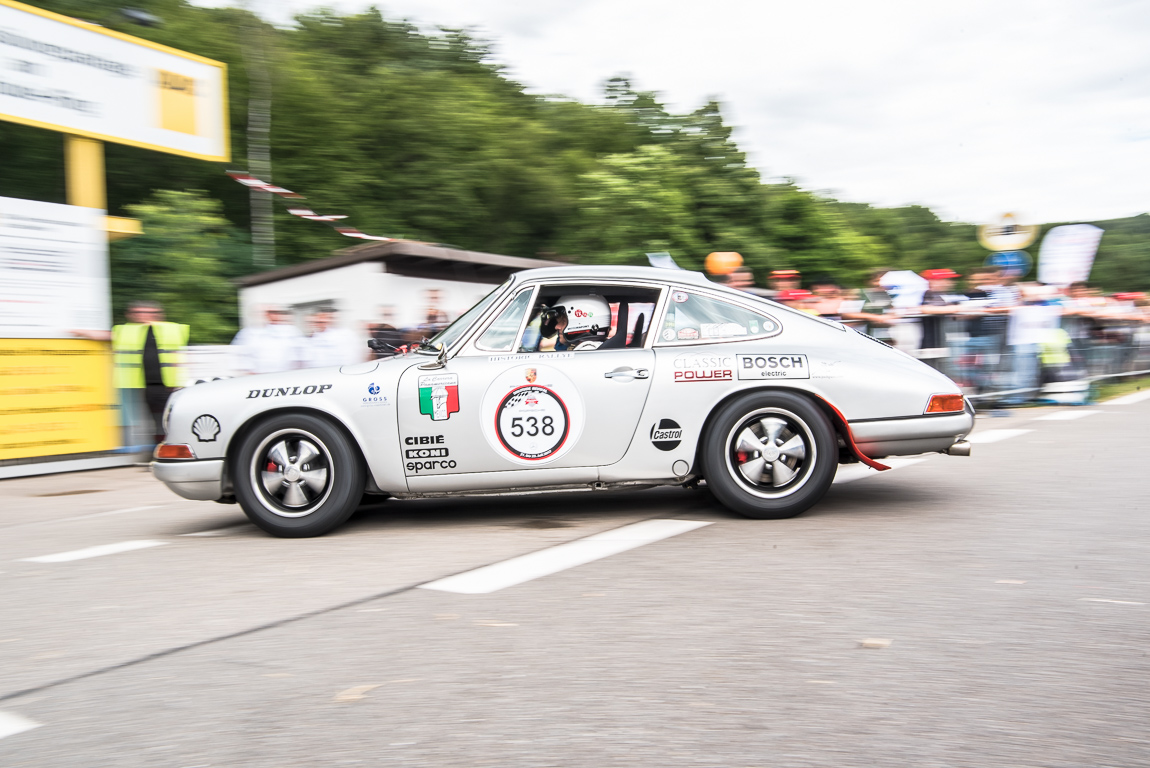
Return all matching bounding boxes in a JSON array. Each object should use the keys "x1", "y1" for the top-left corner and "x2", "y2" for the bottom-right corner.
[
  {"x1": 406, "y1": 459, "x2": 457, "y2": 473},
  {"x1": 495, "y1": 385, "x2": 569, "y2": 460},
  {"x1": 650, "y1": 419, "x2": 683, "y2": 451},
  {"x1": 672, "y1": 353, "x2": 733, "y2": 383},
  {"x1": 736, "y1": 354, "x2": 810, "y2": 380},
  {"x1": 247, "y1": 384, "x2": 332, "y2": 398}
]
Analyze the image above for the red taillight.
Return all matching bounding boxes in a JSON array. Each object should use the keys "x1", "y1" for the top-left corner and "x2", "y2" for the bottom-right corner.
[
  {"x1": 155, "y1": 443, "x2": 195, "y2": 460},
  {"x1": 926, "y1": 394, "x2": 965, "y2": 414}
]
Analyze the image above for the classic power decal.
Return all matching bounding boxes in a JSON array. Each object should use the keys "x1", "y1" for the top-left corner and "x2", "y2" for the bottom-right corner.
[
  {"x1": 480, "y1": 364, "x2": 586, "y2": 465},
  {"x1": 672, "y1": 353, "x2": 733, "y2": 383},
  {"x1": 418, "y1": 374, "x2": 459, "y2": 421},
  {"x1": 736, "y1": 354, "x2": 810, "y2": 380}
]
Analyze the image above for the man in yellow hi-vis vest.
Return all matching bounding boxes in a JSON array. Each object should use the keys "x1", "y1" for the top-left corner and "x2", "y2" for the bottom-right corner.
[{"x1": 112, "y1": 301, "x2": 189, "y2": 445}]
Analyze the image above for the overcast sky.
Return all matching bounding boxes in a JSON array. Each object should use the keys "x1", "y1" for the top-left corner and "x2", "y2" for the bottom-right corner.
[{"x1": 201, "y1": 0, "x2": 1150, "y2": 224}]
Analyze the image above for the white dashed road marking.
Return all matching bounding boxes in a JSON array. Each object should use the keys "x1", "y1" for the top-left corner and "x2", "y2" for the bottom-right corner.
[
  {"x1": 1107, "y1": 389, "x2": 1150, "y2": 405},
  {"x1": 966, "y1": 429, "x2": 1033, "y2": 444},
  {"x1": 1032, "y1": 410, "x2": 1103, "y2": 421},
  {"x1": 181, "y1": 524, "x2": 250, "y2": 537},
  {"x1": 0, "y1": 711, "x2": 40, "y2": 740},
  {"x1": 420, "y1": 519, "x2": 712, "y2": 594},
  {"x1": 833, "y1": 457, "x2": 928, "y2": 484},
  {"x1": 19, "y1": 540, "x2": 168, "y2": 563},
  {"x1": 1079, "y1": 598, "x2": 1145, "y2": 605}
]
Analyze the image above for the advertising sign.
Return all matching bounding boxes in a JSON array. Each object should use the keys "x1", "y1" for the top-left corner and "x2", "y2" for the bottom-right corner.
[
  {"x1": 0, "y1": 196, "x2": 109, "y2": 338},
  {"x1": 0, "y1": 338, "x2": 118, "y2": 460},
  {"x1": 1037, "y1": 224, "x2": 1104, "y2": 287},
  {"x1": 0, "y1": 0, "x2": 229, "y2": 161}
]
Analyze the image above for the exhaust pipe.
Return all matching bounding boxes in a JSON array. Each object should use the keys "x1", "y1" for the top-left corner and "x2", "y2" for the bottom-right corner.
[{"x1": 947, "y1": 440, "x2": 971, "y2": 457}]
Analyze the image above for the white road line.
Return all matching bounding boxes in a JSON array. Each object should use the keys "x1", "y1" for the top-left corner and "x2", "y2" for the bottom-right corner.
[
  {"x1": 966, "y1": 429, "x2": 1033, "y2": 444},
  {"x1": 1032, "y1": 410, "x2": 1103, "y2": 421},
  {"x1": 0, "y1": 505, "x2": 162, "y2": 532},
  {"x1": 19, "y1": 540, "x2": 168, "y2": 563},
  {"x1": 0, "y1": 711, "x2": 41, "y2": 740},
  {"x1": 181, "y1": 524, "x2": 249, "y2": 537},
  {"x1": 833, "y1": 457, "x2": 928, "y2": 484},
  {"x1": 1079, "y1": 598, "x2": 1145, "y2": 605},
  {"x1": 1107, "y1": 389, "x2": 1150, "y2": 405},
  {"x1": 419, "y1": 519, "x2": 712, "y2": 594}
]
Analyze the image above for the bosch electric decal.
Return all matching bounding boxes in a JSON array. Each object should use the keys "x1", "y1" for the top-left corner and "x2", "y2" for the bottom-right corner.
[
  {"x1": 191, "y1": 414, "x2": 220, "y2": 442},
  {"x1": 418, "y1": 374, "x2": 459, "y2": 421},
  {"x1": 480, "y1": 364, "x2": 585, "y2": 465},
  {"x1": 649, "y1": 419, "x2": 683, "y2": 451},
  {"x1": 672, "y1": 353, "x2": 733, "y2": 383},
  {"x1": 736, "y1": 354, "x2": 809, "y2": 380}
]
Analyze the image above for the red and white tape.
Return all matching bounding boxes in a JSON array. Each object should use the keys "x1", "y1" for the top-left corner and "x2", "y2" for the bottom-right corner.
[{"x1": 228, "y1": 171, "x2": 393, "y2": 243}]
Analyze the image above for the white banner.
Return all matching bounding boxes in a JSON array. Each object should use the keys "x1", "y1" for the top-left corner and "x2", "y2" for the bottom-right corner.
[
  {"x1": 0, "y1": 196, "x2": 109, "y2": 338},
  {"x1": 1037, "y1": 224, "x2": 1104, "y2": 286},
  {"x1": 0, "y1": 0, "x2": 228, "y2": 161}
]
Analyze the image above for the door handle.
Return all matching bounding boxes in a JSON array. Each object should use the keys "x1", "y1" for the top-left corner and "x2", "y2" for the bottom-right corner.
[{"x1": 604, "y1": 367, "x2": 649, "y2": 380}]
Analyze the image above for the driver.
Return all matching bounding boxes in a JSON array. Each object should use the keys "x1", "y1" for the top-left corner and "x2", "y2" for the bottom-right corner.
[{"x1": 540, "y1": 294, "x2": 611, "y2": 351}]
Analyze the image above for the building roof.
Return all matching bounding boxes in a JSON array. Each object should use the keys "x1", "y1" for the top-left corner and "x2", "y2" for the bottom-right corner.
[{"x1": 235, "y1": 239, "x2": 569, "y2": 288}]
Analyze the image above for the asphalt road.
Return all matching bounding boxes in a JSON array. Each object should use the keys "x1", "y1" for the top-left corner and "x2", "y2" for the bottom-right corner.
[{"x1": 2, "y1": 397, "x2": 1148, "y2": 767}]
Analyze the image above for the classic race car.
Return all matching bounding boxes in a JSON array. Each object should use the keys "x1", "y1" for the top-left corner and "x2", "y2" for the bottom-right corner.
[{"x1": 154, "y1": 265, "x2": 974, "y2": 537}]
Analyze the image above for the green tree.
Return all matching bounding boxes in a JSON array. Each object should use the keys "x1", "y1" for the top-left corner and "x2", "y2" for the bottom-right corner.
[{"x1": 111, "y1": 190, "x2": 247, "y2": 343}]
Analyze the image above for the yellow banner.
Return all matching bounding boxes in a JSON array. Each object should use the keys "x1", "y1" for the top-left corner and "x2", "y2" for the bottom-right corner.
[{"x1": 0, "y1": 339, "x2": 119, "y2": 460}]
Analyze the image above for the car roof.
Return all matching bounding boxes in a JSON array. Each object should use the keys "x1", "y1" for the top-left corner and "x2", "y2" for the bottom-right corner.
[{"x1": 511, "y1": 264, "x2": 721, "y2": 290}]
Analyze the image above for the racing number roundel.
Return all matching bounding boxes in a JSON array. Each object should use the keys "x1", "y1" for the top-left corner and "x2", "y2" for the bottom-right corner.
[{"x1": 495, "y1": 385, "x2": 569, "y2": 460}]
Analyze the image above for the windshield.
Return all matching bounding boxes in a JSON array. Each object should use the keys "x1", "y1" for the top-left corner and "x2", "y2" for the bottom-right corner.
[{"x1": 423, "y1": 282, "x2": 509, "y2": 352}]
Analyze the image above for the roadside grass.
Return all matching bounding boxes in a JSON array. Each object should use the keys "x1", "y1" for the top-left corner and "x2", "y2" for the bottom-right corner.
[{"x1": 1096, "y1": 374, "x2": 1150, "y2": 403}]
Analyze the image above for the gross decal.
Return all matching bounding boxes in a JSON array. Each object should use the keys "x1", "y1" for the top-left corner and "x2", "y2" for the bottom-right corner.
[
  {"x1": 362, "y1": 382, "x2": 390, "y2": 406},
  {"x1": 191, "y1": 414, "x2": 220, "y2": 442},
  {"x1": 481, "y1": 364, "x2": 585, "y2": 465},
  {"x1": 737, "y1": 354, "x2": 810, "y2": 380},
  {"x1": 247, "y1": 384, "x2": 332, "y2": 398},
  {"x1": 672, "y1": 352, "x2": 733, "y2": 383},
  {"x1": 418, "y1": 374, "x2": 459, "y2": 421},
  {"x1": 487, "y1": 352, "x2": 574, "y2": 363},
  {"x1": 650, "y1": 419, "x2": 683, "y2": 451}
]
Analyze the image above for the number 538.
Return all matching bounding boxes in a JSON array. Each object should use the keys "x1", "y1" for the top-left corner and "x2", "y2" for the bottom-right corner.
[{"x1": 510, "y1": 416, "x2": 555, "y2": 437}]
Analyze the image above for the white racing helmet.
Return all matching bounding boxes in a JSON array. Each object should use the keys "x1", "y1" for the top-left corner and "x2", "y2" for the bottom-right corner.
[{"x1": 556, "y1": 294, "x2": 611, "y2": 335}]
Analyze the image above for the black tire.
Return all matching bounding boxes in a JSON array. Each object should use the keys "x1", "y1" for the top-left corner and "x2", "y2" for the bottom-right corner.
[
  {"x1": 234, "y1": 413, "x2": 365, "y2": 537},
  {"x1": 701, "y1": 390, "x2": 837, "y2": 519}
]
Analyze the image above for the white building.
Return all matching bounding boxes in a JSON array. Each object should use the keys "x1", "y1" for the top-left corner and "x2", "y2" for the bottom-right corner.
[{"x1": 236, "y1": 239, "x2": 566, "y2": 340}]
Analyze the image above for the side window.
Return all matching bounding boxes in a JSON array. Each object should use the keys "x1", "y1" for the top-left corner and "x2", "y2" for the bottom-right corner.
[
  {"x1": 656, "y1": 291, "x2": 780, "y2": 344},
  {"x1": 477, "y1": 289, "x2": 533, "y2": 351}
]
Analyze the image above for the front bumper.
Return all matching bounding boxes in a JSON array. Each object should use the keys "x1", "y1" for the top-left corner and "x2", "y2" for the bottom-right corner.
[
  {"x1": 153, "y1": 459, "x2": 225, "y2": 501},
  {"x1": 848, "y1": 406, "x2": 975, "y2": 459}
]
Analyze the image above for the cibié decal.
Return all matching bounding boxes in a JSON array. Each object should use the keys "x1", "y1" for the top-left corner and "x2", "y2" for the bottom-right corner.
[{"x1": 418, "y1": 373, "x2": 459, "y2": 421}]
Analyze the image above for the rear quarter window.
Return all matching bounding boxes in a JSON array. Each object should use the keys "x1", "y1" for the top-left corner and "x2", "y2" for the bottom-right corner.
[{"x1": 655, "y1": 291, "x2": 781, "y2": 345}]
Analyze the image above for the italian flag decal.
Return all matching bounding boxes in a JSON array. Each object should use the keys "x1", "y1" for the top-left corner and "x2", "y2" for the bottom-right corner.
[{"x1": 418, "y1": 373, "x2": 460, "y2": 421}]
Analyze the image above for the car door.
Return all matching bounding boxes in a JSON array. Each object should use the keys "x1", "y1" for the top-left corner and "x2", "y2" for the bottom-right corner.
[{"x1": 396, "y1": 282, "x2": 659, "y2": 492}]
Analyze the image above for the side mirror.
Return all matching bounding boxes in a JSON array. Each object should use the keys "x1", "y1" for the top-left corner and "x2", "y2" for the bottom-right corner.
[{"x1": 417, "y1": 342, "x2": 447, "y2": 370}]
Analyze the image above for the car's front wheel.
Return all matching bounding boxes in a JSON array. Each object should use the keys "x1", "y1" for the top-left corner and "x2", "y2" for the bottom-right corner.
[
  {"x1": 234, "y1": 413, "x2": 365, "y2": 537},
  {"x1": 701, "y1": 391, "x2": 837, "y2": 519}
]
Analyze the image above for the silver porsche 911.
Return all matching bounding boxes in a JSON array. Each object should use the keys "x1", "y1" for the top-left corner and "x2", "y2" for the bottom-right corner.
[{"x1": 154, "y1": 265, "x2": 974, "y2": 537}]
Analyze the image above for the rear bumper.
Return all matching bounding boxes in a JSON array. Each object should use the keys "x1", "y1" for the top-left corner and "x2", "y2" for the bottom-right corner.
[
  {"x1": 153, "y1": 459, "x2": 225, "y2": 501},
  {"x1": 849, "y1": 406, "x2": 975, "y2": 459}
]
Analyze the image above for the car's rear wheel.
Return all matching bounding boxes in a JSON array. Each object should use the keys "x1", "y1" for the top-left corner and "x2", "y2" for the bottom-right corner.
[
  {"x1": 701, "y1": 391, "x2": 837, "y2": 519},
  {"x1": 234, "y1": 413, "x2": 364, "y2": 537}
]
